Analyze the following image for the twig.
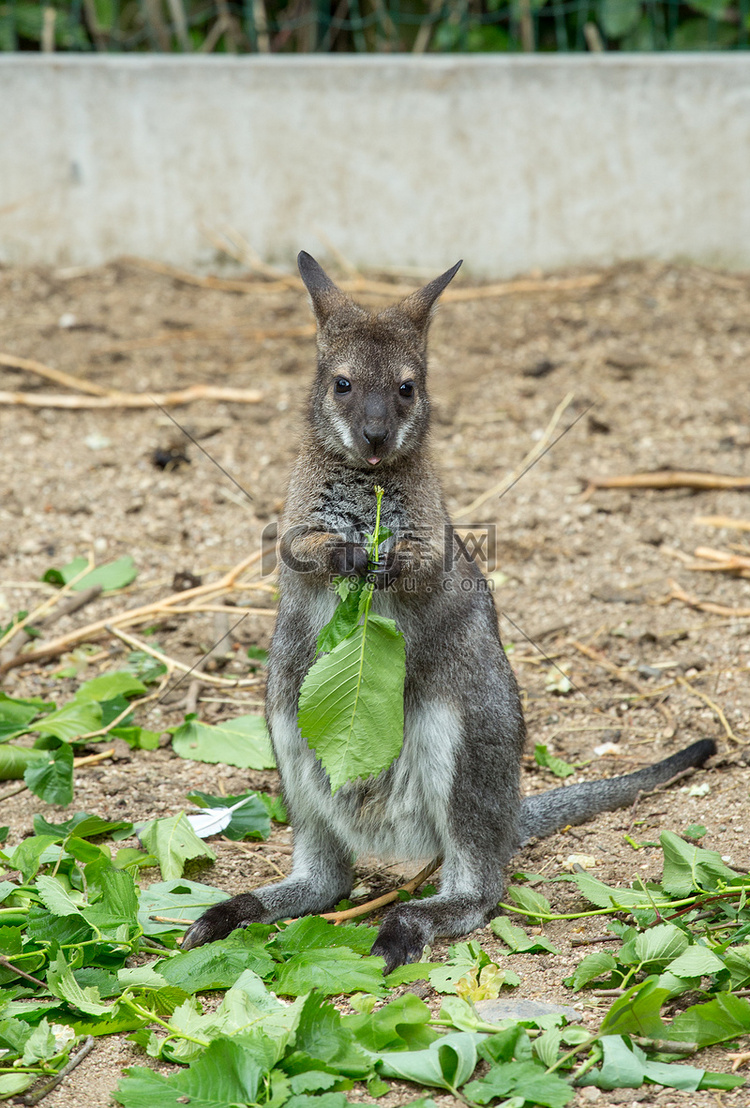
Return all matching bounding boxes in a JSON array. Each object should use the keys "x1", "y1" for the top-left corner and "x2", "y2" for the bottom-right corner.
[
  {"x1": 0, "y1": 563, "x2": 96, "y2": 652},
  {"x1": 570, "y1": 933, "x2": 618, "y2": 947},
  {"x1": 318, "y1": 858, "x2": 441, "y2": 923},
  {"x1": 99, "y1": 325, "x2": 313, "y2": 354},
  {"x1": 105, "y1": 626, "x2": 258, "y2": 688},
  {"x1": 627, "y1": 767, "x2": 705, "y2": 828},
  {"x1": 456, "y1": 392, "x2": 575, "y2": 520},
  {"x1": 664, "y1": 580, "x2": 750, "y2": 619},
  {"x1": 569, "y1": 640, "x2": 675, "y2": 737},
  {"x1": 0, "y1": 955, "x2": 47, "y2": 990},
  {"x1": 0, "y1": 385, "x2": 263, "y2": 409},
  {"x1": 695, "y1": 515, "x2": 750, "y2": 533},
  {"x1": 0, "y1": 586, "x2": 103, "y2": 665},
  {"x1": 676, "y1": 675, "x2": 744, "y2": 745},
  {"x1": 633, "y1": 1037, "x2": 699, "y2": 1055},
  {"x1": 73, "y1": 749, "x2": 115, "y2": 767},
  {"x1": 119, "y1": 255, "x2": 289, "y2": 293},
  {"x1": 225, "y1": 840, "x2": 287, "y2": 878},
  {"x1": 0, "y1": 353, "x2": 113, "y2": 396},
  {"x1": 119, "y1": 255, "x2": 604, "y2": 302},
  {"x1": 586, "y1": 470, "x2": 750, "y2": 493},
  {"x1": 0, "y1": 550, "x2": 263, "y2": 677},
  {"x1": 22, "y1": 1036, "x2": 95, "y2": 1106}
]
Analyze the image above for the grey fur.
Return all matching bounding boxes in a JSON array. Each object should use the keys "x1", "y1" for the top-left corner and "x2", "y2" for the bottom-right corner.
[{"x1": 182, "y1": 255, "x2": 715, "y2": 969}]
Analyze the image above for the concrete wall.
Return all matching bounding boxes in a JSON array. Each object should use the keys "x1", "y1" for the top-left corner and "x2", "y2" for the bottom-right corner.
[{"x1": 2, "y1": 54, "x2": 750, "y2": 275}]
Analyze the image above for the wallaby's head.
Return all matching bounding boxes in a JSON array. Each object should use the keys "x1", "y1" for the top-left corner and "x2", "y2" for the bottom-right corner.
[{"x1": 298, "y1": 251, "x2": 461, "y2": 470}]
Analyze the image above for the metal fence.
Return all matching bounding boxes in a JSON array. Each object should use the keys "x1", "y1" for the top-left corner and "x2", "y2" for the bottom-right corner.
[{"x1": 2, "y1": 0, "x2": 747, "y2": 53}]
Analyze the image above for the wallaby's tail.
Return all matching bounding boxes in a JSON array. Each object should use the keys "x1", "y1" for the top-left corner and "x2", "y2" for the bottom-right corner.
[{"x1": 517, "y1": 739, "x2": 716, "y2": 848}]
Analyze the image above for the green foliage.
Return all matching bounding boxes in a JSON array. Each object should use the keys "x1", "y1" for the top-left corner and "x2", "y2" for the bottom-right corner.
[
  {"x1": 298, "y1": 486, "x2": 406, "y2": 793},
  {"x1": 534, "y1": 744, "x2": 575, "y2": 778},
  {"x1": 43, "y1": 554, "x2": 137, "y2": 593},
  {"x1": 171, "y1": 714, "x2": 275, "y2": 770},
  {"x1": 0, "y1": 0, "x2": 743, "y2": 54}
]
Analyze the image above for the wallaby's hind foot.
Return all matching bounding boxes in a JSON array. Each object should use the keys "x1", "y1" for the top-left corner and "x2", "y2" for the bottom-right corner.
[
  {"x1": 182, "y1": 892, "x2": 264, "y2": 951},
  {"x1": 517, "y1": 738, "x2": 716, "y2": 848}
]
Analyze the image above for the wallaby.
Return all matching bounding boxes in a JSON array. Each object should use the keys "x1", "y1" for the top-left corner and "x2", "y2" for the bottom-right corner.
[{"x1": 183, "y1": 253, "x2": 715, "y2": 971}]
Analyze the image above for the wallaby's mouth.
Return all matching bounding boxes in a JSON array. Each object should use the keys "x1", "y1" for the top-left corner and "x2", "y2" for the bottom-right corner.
[{"x1": 367, "y1": 456, "x2": 381, "y2": 467}]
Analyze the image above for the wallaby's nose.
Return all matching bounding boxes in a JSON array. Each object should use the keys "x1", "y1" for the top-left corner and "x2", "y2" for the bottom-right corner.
[{"x1": 363, "y1": 425, "x2": 389, "y2": 449}]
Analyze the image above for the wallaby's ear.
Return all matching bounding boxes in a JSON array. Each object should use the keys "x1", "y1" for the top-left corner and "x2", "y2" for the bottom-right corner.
[
  {"x1": 399, "y1": 260, "x2": 463, "y2": 335},
  {"x1": 297, "y1": 251, "x2": 350, "y2": 326}
]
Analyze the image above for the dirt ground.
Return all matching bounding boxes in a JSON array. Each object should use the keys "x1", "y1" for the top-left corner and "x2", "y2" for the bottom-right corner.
[{"x1": 1, "y1": 256, "x2": 749, "y2": 1108}]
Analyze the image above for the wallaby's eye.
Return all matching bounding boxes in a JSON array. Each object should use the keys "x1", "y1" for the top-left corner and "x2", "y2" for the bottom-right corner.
[
  {"x1": 334, "y1": 377, "x2": 352, "y2": 394},
  {"x1": 399, "y1": 381, "x2": 415, "y2": 399}
]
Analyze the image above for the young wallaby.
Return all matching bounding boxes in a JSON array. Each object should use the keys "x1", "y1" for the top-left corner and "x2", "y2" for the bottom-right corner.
[{"x1": 183, "y1": 253, "x2": 715, "y2": 972}]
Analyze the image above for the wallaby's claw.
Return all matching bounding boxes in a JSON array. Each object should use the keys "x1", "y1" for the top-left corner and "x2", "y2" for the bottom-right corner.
[
  {"x1": 371, "y1": 912, "x2": 427, "y2": 974},
  {"x1": 181, "y1": 892, "x2": 264, "y2": 951},
  {"x1": 370, "y1": 549, "x2": 403, "y2": 590}
]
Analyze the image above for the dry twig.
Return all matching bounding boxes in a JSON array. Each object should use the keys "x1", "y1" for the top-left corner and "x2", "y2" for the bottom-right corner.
[
  {"x1": 319, "y1": 858, "x2": 441, "y2": 923},
  {"x1": 569, "y1": 639, "x2": 675, "y2": 737},
  {"x1": 664, "y1": 580, "x2": 750, "y2": 619},
  {"x1": 586, "y1": 470, "x2": 750, "y2": 494},
  {"x1": 0, "y1": 384, "x2": 263, "y2": 409},
  {"x1": 695, "y1": 515, "x2": 750, "y2": 533},
  {"x1": 456, "y1": 392, "x2": 575, "y2": 520},
  {"x1": 22, "y1": 1036, "x2": 95, "y2": 1107},
  {"x1": 0, "y1": 551, "x2": 266, "y2": 678},
  {"x1": 676, "y1": 675, "x2": 744, "y2": 745}
]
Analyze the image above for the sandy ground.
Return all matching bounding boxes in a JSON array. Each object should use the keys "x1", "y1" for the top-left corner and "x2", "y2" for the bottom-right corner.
[{"x1": 0, "y1": 256, "x2": 749, "y2": 1107}]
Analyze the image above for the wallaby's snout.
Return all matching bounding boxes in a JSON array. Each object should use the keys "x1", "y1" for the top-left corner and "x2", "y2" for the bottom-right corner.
[{"x1": 362, "y1": 393, "x2": 391, "y2": 464}]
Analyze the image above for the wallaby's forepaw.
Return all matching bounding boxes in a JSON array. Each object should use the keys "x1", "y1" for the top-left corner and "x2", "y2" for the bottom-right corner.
[
  {"x1": 371, "y1": 912, "x2": 428, "y2": 975},
  {"x1": 330, "y1": 542, "x2": 369, "y2": 578},
  {"x1": 181, "y1": 892, "x2": 264, "y2": 951},
  {"x1": 370, "y1": 549, "x2": 403, "y2": 590}
]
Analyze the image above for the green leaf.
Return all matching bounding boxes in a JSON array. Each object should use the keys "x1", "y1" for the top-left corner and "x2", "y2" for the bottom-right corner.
[
  {"x1": 666, "y1": 944, "x2": 725, "y2": 979},
  {"x1": 30, "y1": 700, "x2": 102, "y2": 743},
  {"x1": 5, "y1": 835, "x2": 59, "y2": 881},
  {"x1": 24, "y1": 743, "x2": 74, "y2": 805},
  {"x1": 34, "y1": 875, "x2": 84, "y2": 917},
  {"x1": 114, "y1": 1038, "x2": 264, "y2": 1108},
  {"x1": 316, "y1": 580, "x2": 366, "y2": 653},
  {"x1": 139, "y1": 813, "x2": 216, "y2": 881},
  {"x1": 0, "y1": 743, "x2": 48, "y2": 780},
  {"x1": 0, "y1": 1074, "x2": 35, "y2": 1099},
  {"x1": 0, "y1": 692, "x2": 52, "y2": 742},
  {"x1": 375, "y1": 1031, "x2": 481, "y2": 1091},
  {"x1": 33, "y1": 812, "x2": 133, "y2": 840},
  {"x1": 299, "y1": 613, "x2": 405, "y2": 793},
  {"x1": 724, "y1": 943, "x2": 750, "y2": 988},
  {"x1": 668, "y1": 993, "x2": 750, "y2": 1046},
  {"x1": 157, "y1": 931, "x2": 276, "y2": 992},
  {"x1": 345, "y1": 993, "x2": 438, "y2": 1052},
  {"x1": 566, "y1": 871, "x2": 670, "y2": 911},
  {"x1": 109, "y1": 725, "x2": 160, "y2": 750},
  {"x1": 506, "y1": 886, "x2": 552, "y2": 920},
  {"x1": 465, "y1": 1059, "x2": 574, "y2": 1107},
  {"x1": 47, "y1": 951, "x2": 111, "y2": 1016},
  {"x1": 569, "y1": 951, "x2": 617, "y2": 991},
  {"x1": 272, "y1": 915, "x2": 378, "y2": 958},
  {"x1": 599, "y1": 977, "x2": 669, "y2": 1038},
  {"x1": 83, "y1": 867, "x2": 139, "y2": 932},
  {"x1": 74, "y1": 672, "x2": 147, "y2": 703},
  {"x1": 137, "y1": 879, "x2": 233, "y2": 937},
  {"x1": 633, "y1": 923, "x2": 690, "y2": 969},
  {"x1": 171, "y1": 715, "x2": 275, "y2": 770},
  {"x1": 274, "y1": 947, "x2": 387, "y2": 997},
  {"x1": 660, "y1": 831, "x2": 738, "y2": 896},
  {"x1": 186, "y1": 789, "x2": 272, "y2": 841},
  {"x1": 490, "y1": 916, "x2": 560, "y2": 954},
  {"x1": 43, "y1": 555, "x2": 137, "y2": 593},
  {"x1": 600, "y1": 0, "x2": 641, "y2": 36},
  {"x1": 534, "y1": 744, "x2": 575, "y2": 778}
]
